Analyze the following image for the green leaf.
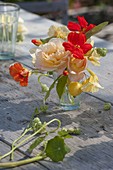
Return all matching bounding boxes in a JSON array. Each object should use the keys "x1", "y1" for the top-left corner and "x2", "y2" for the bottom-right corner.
[
  {"x1": 64, "y1": 144, "x2": 71, "y2": 154},
  {"x1": 96, "y1": 48, "x2": 108, "y2": 57},
  {"x1": 104, "y1": 103, "x2": 111, "y2": 111},
  {"x1": 86, "y1": 21, "x2": 108, "y2": 39},
  {"x1": 58, "y1": 127, "x2": 80, "y2": 137},
  {"x1": 58, "y1": 128, "x2": 72, "y2": 139},
  {"x1": 47, "y1": 71, "x2": 53, "y2": 75},
  {"x1": 40, "y1": 36, "x2": 54, "y2": 44},
  {"x1": 44, "y1": 76, "x2": 60, "y2": 103},
  {"x1": 58, "y1": 129, "x2": 68, "y2": 136},
  {"x1": 56, "y1": 75, "x2": 68, "y2": 99},
  {"x1": 45, "y1": 136, "x2": 68, "y2": 162},
  {"x1": 28, "y1": 136, "x2": 45, "y2": 153},
  {"x1": 67, "y1": 127, "x2": 81, "y2": 135},
  {"x1": 40, "y1": 105, "x2": 48, "y2": 112},
  {"x1": 29, "y1": 108, "x2": 39, "y2": 128},
  {"x1": 34, "y1": 108, "x2": 39, "y2": 115},
  {"x1": 16, "y1": 33, "x2": 24, "y2": 42}
]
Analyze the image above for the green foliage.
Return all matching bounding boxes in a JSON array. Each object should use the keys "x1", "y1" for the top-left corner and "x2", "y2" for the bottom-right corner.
[
  {"x1": 45, "y1": 136, "x2": 68, "y2": 162},
  {"x1": 40, "y1": 36, "x2": 54, "y2": 44},
  {"x1": 28, "y1": 136, "x2": 45, "y2": 153},
  {"x1": 38, "y1": 74, "x2": 49, "y2": 93},
  {"x1": 44, "y1": 76, "x2": 60, "y2": 103},
  {"x1": 58, "y1": 127, "x2": 81, "y2": 138},
  {"x1": 31, "y1": 117, "x2": 43, "y2": 132},
  {"x1": 96, "y1": 48, "x2": 108, "y2": 57},
  {"x1": 16, "y1": 33, "x2": 24, "y2": 42},
  {"x1": 0, "y1": 107, "x2": 72, "y2": 168},
  {"x1": 40, "y1": 105, "x2": 48, "y2": 112},
  {"x1": 104, "y1": 103, "x2": 111, "y2": 111},
  {"x1": 56, "y1": 75, "x2": 68, "y2": 99},
  {"x1": 41, "y1": 84, "x2": 49, "y2": 93},
  {"x1": 86, "y1": 21, "x2": 108, "y2": 39},
  {"x1": 67, "y1": 127, "x2": 81, "y2": 135},
  {"x1": 58, "y1": 129, "x2": 72, "y2": 139}
]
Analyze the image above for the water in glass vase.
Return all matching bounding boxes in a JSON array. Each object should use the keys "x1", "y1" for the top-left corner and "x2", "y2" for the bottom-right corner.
[
  {"x1": 0, "y1": 3, "x2": 20, "y2": 60},
  {"x1": 59, "y1": 87, "x2": 80, "y2": 111},
  {"x1": 0, "y1": 15, "x2": 18, "y2": 60}
]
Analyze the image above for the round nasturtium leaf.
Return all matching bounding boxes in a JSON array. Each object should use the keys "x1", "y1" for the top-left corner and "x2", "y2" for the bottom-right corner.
[{"x1": 45, "y1": 136, "x2": 67, "y2": 162}]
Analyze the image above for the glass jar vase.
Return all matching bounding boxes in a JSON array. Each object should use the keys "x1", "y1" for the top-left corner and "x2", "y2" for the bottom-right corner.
[{"x1": 59, "y1": 87, "x2": 80, "y2": 111}]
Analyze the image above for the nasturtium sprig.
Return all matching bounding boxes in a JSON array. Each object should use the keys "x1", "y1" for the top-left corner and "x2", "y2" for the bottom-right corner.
[
  {"x1": 0, "y1": 108, "x2": 78, "y2": 168},
  {"x1": 38, "y1": 74, "x2": 49, "y2": 93}
]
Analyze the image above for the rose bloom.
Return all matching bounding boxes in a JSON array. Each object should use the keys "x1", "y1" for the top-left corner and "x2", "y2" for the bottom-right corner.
[
  {"x1": 68, "y1": 72, "x2": 85, "y2": 83},
  {"x1": 30, "y1": 38, "x2": 70, "y2": 74},
  {"x1": 68, "y1": 56, "x2": 87, "y2": 74},
  {"x1": 48, "y1": 25, "x2": 69, "y2": 40}
]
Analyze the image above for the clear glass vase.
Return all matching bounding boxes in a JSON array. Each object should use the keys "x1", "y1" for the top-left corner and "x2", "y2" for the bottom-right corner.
[{"x1": 59, "y1": 87, "x2": 80, "y2": 111}]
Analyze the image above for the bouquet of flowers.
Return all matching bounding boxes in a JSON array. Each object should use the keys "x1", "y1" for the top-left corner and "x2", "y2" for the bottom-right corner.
[
  {"x1": 0, "y1": 16, "x2": 108, "y2": 168},
  {"x1": 9, "y1": 16, "x2": 108, "y2": 107}
]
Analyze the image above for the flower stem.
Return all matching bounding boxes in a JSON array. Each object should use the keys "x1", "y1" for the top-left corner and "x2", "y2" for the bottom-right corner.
[
  {"x1": 11, "y1": 128, "x2": 31, "y2": 160},
  {"x1": 0, "y1": 119, "x2": 61, "y2": 160},
  {"x1": 0, "y1": 154, "x2": 47, "y2": 168}
]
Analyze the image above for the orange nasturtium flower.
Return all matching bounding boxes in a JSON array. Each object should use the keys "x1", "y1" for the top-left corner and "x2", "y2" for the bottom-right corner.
[
  {"x1": 9, "y1": 62, "x2": 29, "y2": 86},
  {"x1": 68, "y1": 16, "x2": 95, "y2": 34}
]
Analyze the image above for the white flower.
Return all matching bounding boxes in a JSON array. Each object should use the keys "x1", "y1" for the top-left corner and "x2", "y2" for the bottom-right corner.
[
  {"x1": 48, "y1": 25, "x2": 69, "y2": 40},
  {"x1": 17, "y1": 17, "x2": 28, "y2": 34},
  {"x1": 30, "y1": 38, "x2": 70, "y2": 74}
]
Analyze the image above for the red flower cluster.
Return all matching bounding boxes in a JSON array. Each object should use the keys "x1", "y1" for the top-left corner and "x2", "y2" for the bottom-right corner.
[
  {"x1": 67, "y1": 16, "x2": 95, "y2": 33},
  {"x1": 63, "y1": 32, "x2": 92, "y2": 60},
  {"x1": 63, "y1": 16, "x2": 95, "y2": 60}
]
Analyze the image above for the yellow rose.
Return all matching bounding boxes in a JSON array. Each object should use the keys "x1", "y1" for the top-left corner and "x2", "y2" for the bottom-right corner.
[
  {"x1": 30, "y1": 38, "x2": 69, "y2": 74},
  {"x1": 68, "y1": 72, "x2": 85, "y2": 83},
  {"x1": 68, "y1": 57, "x2": 87, "y2": 74}
]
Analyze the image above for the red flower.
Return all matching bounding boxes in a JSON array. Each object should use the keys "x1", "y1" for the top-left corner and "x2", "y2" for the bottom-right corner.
[
  {"x1": 9, "y1": 62, "x2": 29, "y2": 86},
  {"x1": 31, "y1": 39, "x2": 42, "y2": 46},
  {"x1": 68, "y1": 16, "x2": 95, "y2": 33},
  {"x1": 63, "y1": 70, "x2": 69, "y2": 76},
  {"x1": 63, "y1": 32, "x2": 92, "y2": 59}
]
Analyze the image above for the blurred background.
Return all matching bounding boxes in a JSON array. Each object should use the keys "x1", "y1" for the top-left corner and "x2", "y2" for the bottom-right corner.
[
  {"x1": 69, "y1": 0, "x2": 113, "y2": 23},
  {"x1": 1, "y1": 0, "x2": 113, "y2": 42},
  {"x1": 69, "y1": 0, "x2": 113, "y2": 42}
]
